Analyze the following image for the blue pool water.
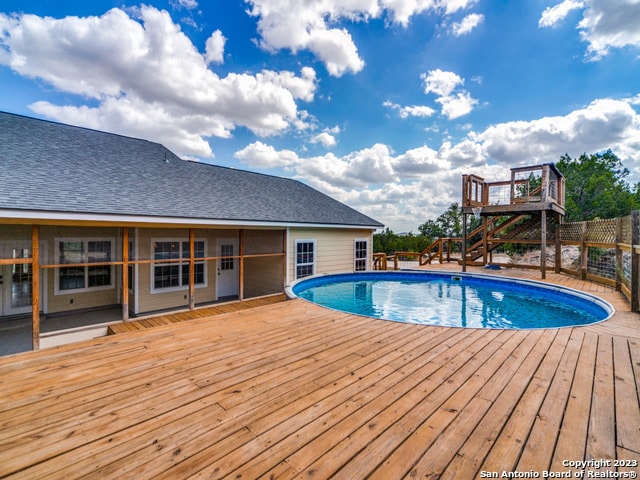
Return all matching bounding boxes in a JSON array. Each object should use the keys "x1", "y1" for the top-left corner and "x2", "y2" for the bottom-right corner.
[{"x1": 289, "y1": 272, "x2": 613, "y2": 329}]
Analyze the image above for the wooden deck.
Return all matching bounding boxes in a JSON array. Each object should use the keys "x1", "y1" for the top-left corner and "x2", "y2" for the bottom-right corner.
[
  {"x1": 0, "y1": 267, "x2": 639, "y2": 479},
  {"x1": 107, "y1": 294, "x2": 287, "y2": 335}
]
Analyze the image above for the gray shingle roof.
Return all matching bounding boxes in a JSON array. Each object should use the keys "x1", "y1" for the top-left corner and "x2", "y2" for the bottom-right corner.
[{"x1": 0, "y1": 112, "x2": 383, "y2": 228}]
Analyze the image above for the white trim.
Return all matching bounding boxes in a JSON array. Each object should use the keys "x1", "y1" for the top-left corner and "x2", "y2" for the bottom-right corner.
[
  {"x1": 0, "y1": 209, "x2": 383, "y2": 230},
  {"x1": 294, "y1": 239, "x2": 316, "y2": 280},
  {"x1": 354, "y1": 238, "x2": 369, "y2": 272},
  {"x1": 149, "y1": 237, "x2": 207, "y2": 294},
  {"x1": 216, "y1": 238, "x2": 239, "y2": 299}
]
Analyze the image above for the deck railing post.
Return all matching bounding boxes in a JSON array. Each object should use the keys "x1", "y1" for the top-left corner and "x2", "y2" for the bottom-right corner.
[
  {"x1": 631, "y1": 211, "x2": 640, "y2": 312},
  {"x1": 462, "y1": 213, "x2": 467, "y2": 272},
  {"x1": 189, "y1": 228, "x2": 195, "y2": 310},
  {"x1": 555, "y1": 213, "x2": 562, "y2": 274},
  {"x1": 541, "y1": 210, "x2": 547, "y2": 279},
  {"x1": 615, "y1": 216, "x2": 622, "y2": 292},
  {"x1": 31, "y1": 225, "x2": 40, "y2": 351},
  {"x1": 580, "y1": 221, "x2": 588, "y2": 281},
  {"x1": 122, "y1": 227, "x2": 129, "y2": 321}
]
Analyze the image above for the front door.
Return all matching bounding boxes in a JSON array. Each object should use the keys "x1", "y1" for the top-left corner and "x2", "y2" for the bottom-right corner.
[
  {"x1": 1, "y1": 246, "x2": 33, "y2": 316},
  {"x1": 216, "y1": 239, "x2": 239, "y2": 299}
]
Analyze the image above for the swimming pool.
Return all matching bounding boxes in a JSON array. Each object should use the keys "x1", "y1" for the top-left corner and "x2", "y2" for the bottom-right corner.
[{"x1": 288, "y1": 271, "x2": 614, "y2": 329}]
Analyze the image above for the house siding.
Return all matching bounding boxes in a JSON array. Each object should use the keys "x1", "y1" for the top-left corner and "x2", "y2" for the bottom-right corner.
[{"x1": 288, "y1": 227, "x2": 374, "y2": 282}]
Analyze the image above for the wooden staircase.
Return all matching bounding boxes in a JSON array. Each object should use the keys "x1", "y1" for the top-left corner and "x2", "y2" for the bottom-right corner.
[
  {"x1": 416, "y1": 213, "x2": 544, "y2": 266},
  {"x1": 465, "y1": 214, "x2": 540, "y2": 262}
]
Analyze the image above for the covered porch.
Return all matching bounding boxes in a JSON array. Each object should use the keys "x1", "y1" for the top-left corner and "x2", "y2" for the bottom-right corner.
[{"x1": 1, "y1": 223, "x2": 287, "y2": 354}]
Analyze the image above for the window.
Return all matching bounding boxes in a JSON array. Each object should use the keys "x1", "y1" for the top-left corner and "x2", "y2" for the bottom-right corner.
[
  {"x1": 220, "y1": 244, "x2": 234, "y2": 271},
  {"x1": 152, "y1": 239, "x2": 206, "y2": 292},
  {"x1": 295, "y1": 240, "x2": 315, "y2": 279},
  {"x1": 355, "y1": 240, "x2": 368, "y2": 271},
  {"x1": 57, "y1": 239, "x2": 114, "y2": 293}
]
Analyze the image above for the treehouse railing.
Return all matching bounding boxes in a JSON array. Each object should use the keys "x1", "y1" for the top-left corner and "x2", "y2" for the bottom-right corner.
[{"x1": 462, "y1": 164, "x2": 565, "y2": 209}]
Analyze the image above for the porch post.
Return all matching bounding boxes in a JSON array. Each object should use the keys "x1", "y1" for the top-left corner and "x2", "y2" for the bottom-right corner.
[
  {"x1": 31, "y1": 225, "x2": 40, "y2": 350},
  {"x1": 541, "y1": 210, "x2": 547, "y2": 279},
  {"x1": 121, "y1": 227, "x2": 129, "y2": 321},
  {"x1": 283, "y1": 229, "x2": 288, "y2": 289},
  {"x1": 461, "y1": 175, "x2": 467, "y2": 272},
  {"x1": 482, "y1": 216, "x2": 488, "y2": 265},
  {"x1": 461, "y1": 212, "x2": 467, "y2": 272},
  {"x1": 239, "y1": 229, "x2": 244, "y2": 301},
  {"x1": 631, "y1": 211, "x2": 640, "y2": 312},
  {"x1": 555, "y1": 213, "x2": 563, "y2": 274},
  {"x1": 189, "y1": 228, "x2": 195, "y2": 310}
]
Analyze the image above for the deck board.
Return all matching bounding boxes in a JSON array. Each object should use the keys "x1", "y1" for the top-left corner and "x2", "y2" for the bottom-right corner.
[{"x1": 0, "y1": 267, "x2": 639, "y2": 479}]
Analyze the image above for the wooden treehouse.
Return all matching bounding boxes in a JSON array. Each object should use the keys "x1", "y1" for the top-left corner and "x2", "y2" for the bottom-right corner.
[
  {"x1": 461, "y1": 163, "x2": 565, "y2": 278},
  {"x1": 372, "y1": 163, "x2": 565, "y2": 277}
]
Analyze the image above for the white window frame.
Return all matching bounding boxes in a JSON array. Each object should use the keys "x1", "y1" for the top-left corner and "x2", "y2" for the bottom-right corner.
[
  {"x1": 54, "y1": 237, "x2": 115, "y2": 295},
  {"x1": 354, "y1": 238, "x2": 368, "y2": 272},
  {"x1": 295, "y1": 239, "x2": 316, "y2": 279},
  {"x1": 150, "y1": 238, "x2": 207, "y2": 294}
]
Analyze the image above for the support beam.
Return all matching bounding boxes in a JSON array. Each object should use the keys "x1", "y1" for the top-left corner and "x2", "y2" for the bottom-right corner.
[
  {"x1": 461, "y1": 212, "x2": 467, "y2": 273},
  {"x1": 239, "y1": 229, "x2": 244, "y2": 301},
  {"x1": 189, "y1": 228, "x2": 195, "y2": 310},
  {"x1": 631, "y1": 210, "x2": 640, "y2": 312},
  {"x1": 122, "y1": 227, "x2": 129, "y2": 321},
  {"x1": 31, "y1": 225, "x2": 40, "y2": 351},
  {"x1": 482, "y1": 216, "x2": 488, "y2": 265},
  {"x1": 282, "y1": 230, "x2": 288, "y2": 289},
  {"x1": 580, "y1": 222, "x2": 588, "y2": 281},
  {"x1": 615, "y1": 216, "x2": 622, "y2": 292},
  {"x1": 541, "y1": 210, "x2": 547, "y2": 279},
  {"x1": 555, "y1": 213, "x2": 563, "y2": 274}
]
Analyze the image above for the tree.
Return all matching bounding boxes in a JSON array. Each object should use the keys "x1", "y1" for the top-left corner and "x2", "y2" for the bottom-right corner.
[
  {"x1": 373, "y1": 228, "x2": 431, "y2": 254},
  {"x1": 418, "y1": 202, "x2": 481, "y2": 240},
  {"x1": 556, "y1": 150, "x2": 638, "y2": 222}
]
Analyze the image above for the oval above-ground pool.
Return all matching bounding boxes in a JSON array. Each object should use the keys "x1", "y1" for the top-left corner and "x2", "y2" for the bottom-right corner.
[{"x1": 287, "y1": 271, "x2": 614, "y2": 329}]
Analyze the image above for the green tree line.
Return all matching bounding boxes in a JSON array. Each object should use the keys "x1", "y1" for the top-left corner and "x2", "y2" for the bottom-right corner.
[{"x1": 374, "y1": 150, "x2": 640, "y2": 254}]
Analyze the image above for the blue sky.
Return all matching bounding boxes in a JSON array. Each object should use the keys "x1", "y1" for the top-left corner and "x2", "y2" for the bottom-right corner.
[{"x1": 1, "y1": 0, "x2": 639, "y2": 232}]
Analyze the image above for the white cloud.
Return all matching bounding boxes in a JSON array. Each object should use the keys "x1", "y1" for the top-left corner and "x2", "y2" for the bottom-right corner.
[
  {"x1": 539, "y1": 0, "x2": 640, "y2": 60},
  {"x1": 235, "y1": 96, "x2": 640, "y2": 232},
  {"x1": 436, "y1": 91, "x2": 478, "y2": 119},
  {"x1": 234, "y1": 141, "x2": 299, "y2": 168},
  {"x1": 204, "y1": 30, "x2": 226, "y2": 64},
  {"x1": 171, "y1": 0, "x2": 199, "y2": 9},
  {"x1": 450, "y1": 13, "x2": 484, "y2": 36},
  {"x1": 422, "y1": 69, "x2": 464, "y2": 96},
  {"x1": 438, "y1": 0, "x2": 480, "y2": 15},
  {"x1": 421, "y1": 69, "x2": 478, "y2": 119},
  {"x1": 579, "y1": 0, "x2": 640, "y2": 59},
  {"x1": 311, "y1": 131, "x2": 338, "y2": 148},
  {"x1": 477, "y1": 98, "x2": 640, "y2": 165},
  {"x1": 539, "y1": 0, "x2": 584, "y2": 28},
  {"x1": 0, "y1": 6, "x2": 318, "y2": 158},
  {"x1": 245, "y1": 0, "x2": 480, "y2": 76},
  {"x1": 384, "y1": 100, "x2": 436, "y2": 118}
]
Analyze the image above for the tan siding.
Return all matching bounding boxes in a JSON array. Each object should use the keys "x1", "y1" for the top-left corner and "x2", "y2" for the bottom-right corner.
[{"x1": 288, "y1": 228, "x2": 374, "y2": 282}]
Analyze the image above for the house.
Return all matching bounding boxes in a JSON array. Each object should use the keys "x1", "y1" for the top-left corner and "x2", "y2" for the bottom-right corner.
[{"x1": 0, "y1": 111, "x2": 383, "y2": 352}]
